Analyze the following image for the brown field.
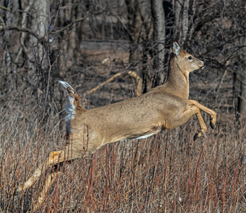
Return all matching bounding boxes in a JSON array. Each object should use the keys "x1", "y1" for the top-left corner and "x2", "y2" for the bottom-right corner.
[{"x1": 0, "y1": 46, "x2": 245, "y2": 212}]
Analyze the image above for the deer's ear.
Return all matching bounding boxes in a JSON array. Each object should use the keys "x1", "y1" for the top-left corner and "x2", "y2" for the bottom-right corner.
[{"x1": 173, "y1": 42, "x2": 180, "y2": 56}]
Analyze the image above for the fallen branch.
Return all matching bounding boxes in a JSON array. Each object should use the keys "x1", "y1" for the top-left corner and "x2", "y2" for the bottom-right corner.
[
  {"x1": 128, "y1": 71, "x2": 143, "y2": 97},
  {"x1": 83, "y1": 71, "x2": 143, "y2": 106},
  {"x1": 83, "y1": 72, "x2": 123, "y2": 98}
]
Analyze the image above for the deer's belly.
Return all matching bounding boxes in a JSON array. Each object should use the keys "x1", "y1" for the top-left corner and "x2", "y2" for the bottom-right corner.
[
  {"x1": 131, "y1": 128, "x2": 161, "y2": 140},
  {"x1": 134, "y1": 133, "x2": 155, "y2": 139}
]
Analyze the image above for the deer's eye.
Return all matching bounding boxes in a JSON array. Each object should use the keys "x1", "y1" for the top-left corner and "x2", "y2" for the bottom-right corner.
[{"x1": 188, "y1": 56, "x2": 192, "y2": 60}]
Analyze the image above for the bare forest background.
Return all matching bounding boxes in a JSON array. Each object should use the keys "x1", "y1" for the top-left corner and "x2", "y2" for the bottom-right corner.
[{"x1": 0, "y1": 0, "x2": 246, "y2": 212}]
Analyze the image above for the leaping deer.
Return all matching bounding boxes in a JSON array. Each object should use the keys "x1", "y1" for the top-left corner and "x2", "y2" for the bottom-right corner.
[{"x1": 15, "y1": 42, "x2": 216, "y2": 209}]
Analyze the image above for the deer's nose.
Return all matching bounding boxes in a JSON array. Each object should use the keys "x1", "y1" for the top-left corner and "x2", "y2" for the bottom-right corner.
[{"x1": 200, "y1": 61, "x2": 204, "y2": 68}]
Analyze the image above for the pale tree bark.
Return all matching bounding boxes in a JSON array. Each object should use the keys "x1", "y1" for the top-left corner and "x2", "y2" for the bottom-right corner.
[
  {"x1": 173, "y1": 0, "x2": 182, "y2": 40},
  {"x1": 29, "y1": 0, "x2": 50, "y2": 119},
  {"x1": 173, "y1": 0, "x2": 189, "y2": 42},
  {"x1": 30, "y1": 0, "x2": 49, "y2": 74},
  {"x1": 151, "y1": 0, "x2": 165, "y2": 86},
  {"x1": 182, "y1": 0, "x2": 189, "y2": 41},
  {"x1": 67, "y1": 0, "x2": 76, "y2": 58}
]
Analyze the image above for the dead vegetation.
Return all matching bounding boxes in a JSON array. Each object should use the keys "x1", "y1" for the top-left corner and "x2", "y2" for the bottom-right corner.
[
  {"x1": 0, "y1": 37, "x2": 245, "y2": 212},
  {"x1": 0, "y1": 0, "x2": 246, "y2": 212},
  {"x1": 0, "y1": 36, "x2": 245, "y2": 212},
  {"x1": 0, "y1": 97, "x2": 245, "y2": 212}
]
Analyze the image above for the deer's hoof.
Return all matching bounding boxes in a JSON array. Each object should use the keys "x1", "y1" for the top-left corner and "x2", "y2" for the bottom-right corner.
[
  {"x1": 13, "y1": 184, "x2": 23, "y2": 196},
  {"x1": 193, "y1": 130, "x2": 202, "y2": 141},
  {"x1": 14, "y1": 188, "x2": 19, "y2": 196},
  {"x1": 210, "y1": 118, "x2": 215, "y2": 129},
  {"x1": 193, "y1": 133, "x2": 199, "y2": 141}
]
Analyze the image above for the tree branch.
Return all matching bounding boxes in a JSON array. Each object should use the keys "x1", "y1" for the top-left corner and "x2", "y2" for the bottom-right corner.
[
  {"x1": 1, "y1": 26, "x2": 39, "y2": 39},
  {"x1": 51, "y1": 15, "x2": 89, "y2": 34},
  {"x1": 83, "y1": 71, "x2": 142, "y2": 99}
]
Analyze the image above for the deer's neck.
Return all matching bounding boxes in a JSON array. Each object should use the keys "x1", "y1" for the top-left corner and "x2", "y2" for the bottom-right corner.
[{"x1": 166, "y1": 59, "x2": 189, "y2": 100}]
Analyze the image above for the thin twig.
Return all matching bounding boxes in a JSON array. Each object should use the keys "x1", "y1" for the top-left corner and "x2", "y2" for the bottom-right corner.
[
  {"x1": 51, "y1": 15, "x2": 89, "y2": 34},
  {"x1": 2, "y1": 26, "x2": 39, "y2": 39},
  {"x1": 214, "y1": 69, "x2": 227, "y2": 109},
  {"x1": 113, "y1": 14, "x2": 134, "y2": 41}
]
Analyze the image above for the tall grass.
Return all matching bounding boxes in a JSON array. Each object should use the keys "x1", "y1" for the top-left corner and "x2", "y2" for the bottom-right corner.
[{"x1": 0, "y1": 98, "x2": 245, "y2": 212}]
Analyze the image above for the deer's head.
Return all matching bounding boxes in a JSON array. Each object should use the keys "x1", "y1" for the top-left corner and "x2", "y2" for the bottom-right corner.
[{"x1": 172, "y1": 42, "x2": 204, "y2": 76}]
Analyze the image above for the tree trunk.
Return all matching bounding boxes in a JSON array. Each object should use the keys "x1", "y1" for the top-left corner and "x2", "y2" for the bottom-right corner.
[
  {"x1": 125, "y1": 0, "x2": 151, "y2": 95},
  {"x1": 125, "y1": 0, "x2": 140, "y2": 66},
  {"x1": 182, "y1": 0, "x2": 189, "y2": 41},
  {"x1": 173, "y1": 0, "x2": 182, "y2": 40},
  {"x1": 151, "y1": 0, "x2": 165, "y2": 86},
  {"x1": 238, "y1": 38, "x2": 246, "y2": 120},
  {"x1": 67, "y1": 0, "x2": 76, "y2": 59},
  {"x1": 30, "y1": 0, "x2": 49, "y2": 119},
  {"x1": 31, "y1": 0, "x2": 49, "y2": 71},
  {"x1": 233, "y1": 37, "x2": 246, "y2": 132},
  {"x1": 137, "y1": 0, "x2": 152, "y2": 94}
]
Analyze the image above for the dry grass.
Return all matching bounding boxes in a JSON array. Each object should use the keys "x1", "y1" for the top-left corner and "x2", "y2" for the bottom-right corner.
[{"x1": 0, "y1": 95, "x2": 245, "y2": 213}]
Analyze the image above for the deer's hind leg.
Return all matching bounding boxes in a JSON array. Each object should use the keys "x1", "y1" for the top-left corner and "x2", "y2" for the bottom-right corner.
[
  {"x1": 32, "y1": 171, "x2": 62, "y2": 211},
  {"x1": 15, "y1": 145, "x2": 80, "y2": 194}
]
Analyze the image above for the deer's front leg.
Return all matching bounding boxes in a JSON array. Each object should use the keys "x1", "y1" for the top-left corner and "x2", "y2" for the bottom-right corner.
[
  {"x1": 188, "y1": 100, "x2": 216, "y2": 129},
  {"x1": 170, "y1": 104, "x2": 207, "y2": 140},
  {"x1": 193, "y1": 108, "x2": 207, "y2": 141},
  {"x1": 186, "y1": 104, "x2": 208, "y2": 140}
]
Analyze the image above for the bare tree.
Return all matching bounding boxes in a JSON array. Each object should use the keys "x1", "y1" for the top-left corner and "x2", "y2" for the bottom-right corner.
[
  {"x1": 151, "y1": 0, "x2": 165, "y2": 86},
  {"x1": 0, "y1": 0, "x2": 245, "y2": 129},
  {"x1": 233, "y1": 37, "x2": 246, "y2": 129}
]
